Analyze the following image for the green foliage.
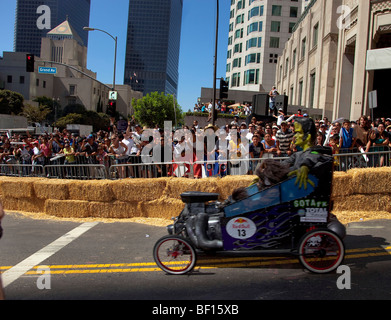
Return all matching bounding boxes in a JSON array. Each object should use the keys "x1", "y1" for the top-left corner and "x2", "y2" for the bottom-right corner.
[
  {"x1": 132, "y1": 92, "x2": 183, "y2": 128},
  {"x1": 55, "y1": 110, "x2": 110, "y2": 132},
  {"x1": 21, "y1": 104, "x2": 52, "y2": 123},
  {"x1": 0, "y1": 90, "x2": 24, "y2": 115},
  {"x1": 62, "y1": 104, "x2": 87, "y2": 117},
  {"x1": 33, "y1": 96, "x2": 62, "y2": 123}
]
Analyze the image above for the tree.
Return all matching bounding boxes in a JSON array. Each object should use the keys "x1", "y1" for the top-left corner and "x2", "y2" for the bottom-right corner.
[
  {"x1": 132, "y1": 92, "x2": 183, "y2": 128},
  {"x1": 33, "y1": 96, "x2": 62, "y2": 123},
  {"x1": 0, "y1": 90, "x2": 24, "y2": 115},
  {"x1": 21, "y1": 104, "x2": 52, "y2": 124}
]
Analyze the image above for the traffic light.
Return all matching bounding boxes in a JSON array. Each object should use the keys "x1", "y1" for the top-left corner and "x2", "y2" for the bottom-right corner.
[
  {"x1": 219, "y1": 78, "x2": 229, "y2": 100},
  {"x1": 107, "y1": 100, "x2": 116, "y2": 117},
  {"x1": 26, "y1": 54, "x2": 35, "y2": 72}
]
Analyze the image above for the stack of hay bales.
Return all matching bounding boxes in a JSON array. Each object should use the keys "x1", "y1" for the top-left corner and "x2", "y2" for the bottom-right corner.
[
  {"x1": 331, "y1": 167, "x2": 391, "y2": 224},
  {"x1": 0, "y1": 167, "x2": 389, "y2": 224}
]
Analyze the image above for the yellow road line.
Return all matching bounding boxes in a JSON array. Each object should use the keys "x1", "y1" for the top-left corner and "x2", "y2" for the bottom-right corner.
[{"x1": 1, "y1": 246, "x2": 390, "y2": 275}]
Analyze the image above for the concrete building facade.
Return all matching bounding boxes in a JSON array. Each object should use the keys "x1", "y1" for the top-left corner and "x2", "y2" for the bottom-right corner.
[
  {"x1": 277, "y1": 0, "x2": 391, "y2": 120},
  {"x1": 276, "y1": 0, "x2": 341, "y2": 119}
]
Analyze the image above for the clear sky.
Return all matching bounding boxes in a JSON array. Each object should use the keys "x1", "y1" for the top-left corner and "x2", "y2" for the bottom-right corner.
[{"x1": 0, "y1": 0, "x2": 230, "y2": 113}]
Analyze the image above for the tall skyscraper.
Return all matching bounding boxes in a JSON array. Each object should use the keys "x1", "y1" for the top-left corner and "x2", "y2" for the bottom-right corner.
[
  {"x1": 124, "y1": 0, "x2": 183, "y2": 96},
  {"x1": 14, "y1": 0, "x2": 91, "y2": 57},
  {"x1": 225, "y1": 0, "x2": 303, "y2": 94}
]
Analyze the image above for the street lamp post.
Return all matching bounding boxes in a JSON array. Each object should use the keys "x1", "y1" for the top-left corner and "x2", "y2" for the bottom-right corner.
[{"x1": 83, "y1": 27, "x2": 118, "y2": 91}]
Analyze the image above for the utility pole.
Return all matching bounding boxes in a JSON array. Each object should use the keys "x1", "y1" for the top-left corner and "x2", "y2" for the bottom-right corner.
[{"x1": 212, "y1": 0, "x2": 219, "y2": 126}]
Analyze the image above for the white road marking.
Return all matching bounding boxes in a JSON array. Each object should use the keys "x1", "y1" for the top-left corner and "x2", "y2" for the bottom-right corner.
[{"x1": 2, "y1": 222, "x2": 99, "y2": 288}]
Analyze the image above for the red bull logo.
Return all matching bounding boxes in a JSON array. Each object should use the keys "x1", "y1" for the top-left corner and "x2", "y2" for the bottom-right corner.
[{"x1": 226, "y1": 217, "x2": 257, "y2": 240}]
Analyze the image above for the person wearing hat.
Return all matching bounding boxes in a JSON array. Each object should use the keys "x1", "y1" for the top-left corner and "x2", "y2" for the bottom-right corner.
[
  {"x1": 82, "y1": 134, "x2": 99, "y2": 164},
  {"x1": 274, "y1": 108, "x2": 285, "y2": 126}
]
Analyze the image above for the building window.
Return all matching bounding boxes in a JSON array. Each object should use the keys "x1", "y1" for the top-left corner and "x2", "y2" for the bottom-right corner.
[
  {"x1": 313, "y1": 23, "x2": 319, "y2": 48},
  {"x1": 271, "y1": 5, "x2": 282, "y2": 16},
  {"x1": 246, "y1": 38, "x2": 258, "y2": 50},
  {"x1": 292, "y1": 49, "x2": 297, "y2": 68},
  {"x1": 233, "y1": 57, "x2": 241, "y2": 68},
  {"x1": 285, "y1": 58, "x2": 289, "y2": 76},
  {"x1": 289, "y1": 22, "x2": 296, "y2": 33},
  {"x1": 19, "y1": 76, "x2": 24, "y2": 84},
  {"x1": 247, "y1": 22, "x2": 258, "y2": 34},
  {"x1": 271, "y1": 21, "x2": 281, "y2": 32},
  {"x1": 69, "y1": 85, "x2": 76, "y2": 96},
  {"x1": 235, "y1": 28, "x2": 243, "y2": 39},
  {"x1": 244, "y1": 69, "x2": 259, "y2": 85},
  {"x1": 309, "y1": 72, "x2": 316, "y2": 107},
  {"x1": 234, "y1": 43, "x2": 242, "y2": 54},
  {"x1": 7, "y1": 75, "x2": 12, "y2": 83},
  {"x1": 290, "y1": 7, "x2": 298, "y2": 18},
  {"x1": 290, "y1": 86, "x2": 294, "y2": 104},
  {"x1": 270, "y1": 37, "x2": 280, "y2": 48},
  {"x1": 298, "y1": 79, "x2": 304, "y2": 106},
  {"x1": 231, "y1": 72, "x2": 241, "y2": 87},
  {"x1": 245, "y1": 53, "x2": 261, "y2": 65},
  {"x1": 301, "y1": 37, "x2": 307, "y2": 59}
]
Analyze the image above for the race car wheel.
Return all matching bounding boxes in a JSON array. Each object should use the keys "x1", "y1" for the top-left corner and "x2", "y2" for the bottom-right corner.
[
  {"x1": 298, "y1": 229, "x2": 345, "y2": 274},
  {"x1": 153, "y1": 235, "x2": 197, "y2": 275}
]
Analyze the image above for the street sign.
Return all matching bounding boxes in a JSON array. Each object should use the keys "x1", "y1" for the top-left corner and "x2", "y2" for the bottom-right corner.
[
  {"x1": 109, "y1": 91, "x2": 118, "y2": 100},
  {"x1": 38, "y1": 66, "x2": 57, "y2": 74}
]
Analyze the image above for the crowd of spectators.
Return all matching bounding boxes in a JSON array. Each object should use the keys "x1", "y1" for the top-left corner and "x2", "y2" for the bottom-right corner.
[{"x1": 0, "y1": 109, "x2": 390, "y2": 179}]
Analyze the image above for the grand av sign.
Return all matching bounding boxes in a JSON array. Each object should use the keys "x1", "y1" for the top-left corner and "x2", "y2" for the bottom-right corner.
[{"x1": 38, "y1": 67, "x2": 57, "y2": 74}]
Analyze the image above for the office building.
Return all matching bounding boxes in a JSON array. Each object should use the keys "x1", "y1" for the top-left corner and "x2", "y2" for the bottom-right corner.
[
  {"x1": 276, "y1": 0, "x2": 341, "y2": 119},
  {"x1": 14, "y1": 0, "x2": 91, "y2": 57},
  {"x1": 277, "y1": 0, "x2": 391, "y2": 120},
  {"x1": 225, "y1": 0, "x2": 303, "y2": 95},
  {"x1": 123, "y1": 0, "x2": 183, "y2": 97}
]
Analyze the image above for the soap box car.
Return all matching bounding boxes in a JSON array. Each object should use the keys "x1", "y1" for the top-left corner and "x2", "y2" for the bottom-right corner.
[{"x1": 153, "y1": 156, "x2": 346, "y2": 275}]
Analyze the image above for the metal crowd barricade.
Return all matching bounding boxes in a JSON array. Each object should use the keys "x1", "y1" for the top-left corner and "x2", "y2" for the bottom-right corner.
[
  {"x1": 333, "y1": 147, "x2": 391, "y2": 172},
  {"x1": 0, "y1": 148, "x2": 390, "y2": 180},
  {"x1": 108, "y1": 160, "x2": 193, "y2": 179},
  {"x1": 44, "y1": 164, "x2": 108, "y2": 180},
  {"x1": 0, "y1": 163, "x2": 45, "y2": 177}
]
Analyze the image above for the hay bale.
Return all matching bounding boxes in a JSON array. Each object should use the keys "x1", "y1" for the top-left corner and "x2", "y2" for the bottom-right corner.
[
  {"x1": 139, "y1": 197, "x2": 185, "y2": 219},
  {"x1": 68, "y1": 180, "x2": 115, "y2": 202},
  {"x1": 163, "y1": 177, "x2": 220, "y2": 200},
  {"x1": 0, "y1": 177, "x2": 43, "y2": 198},
  {"x1": 34, "y1": 179, "x2": 71, "y2": 200},
  {"x1": 331, "y1": 171, "x2": 354, "y2": 197},
  {"x1": 88, "y1": 201, "x2": 140, "y2": 219},
  {"x1": 44, "y1": 199, "x2": 90, "y2": 218},
  {"x1": 348, "y1": 167, "x2": 391, "y2": 194},
  {"x1": 334, "y1": 210, "x2": 391, "y2": 225},
  {"x1": 111, "y1": 177, "x2": 169, "y2": 202},
  {"x1": 218, "y1": 175, "x2": 256, "y2": 200},
  {"x1": 333, "y1": 194, "x2": 391, "y2": 213},
  {"x1": 1, "y1": 195, "x2": 45, "y2": 213}
]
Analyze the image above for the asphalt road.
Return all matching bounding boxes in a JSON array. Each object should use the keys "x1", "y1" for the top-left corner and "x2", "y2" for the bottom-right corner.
[{"x1": 1, "y1": 212, "x2": 391, "y2": 305}]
